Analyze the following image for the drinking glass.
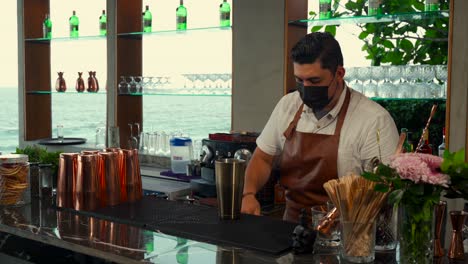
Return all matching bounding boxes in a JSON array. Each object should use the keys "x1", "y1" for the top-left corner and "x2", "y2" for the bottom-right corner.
[
  {"x1": 312, "y1": 203, "x2": 340, "y2": 252},
  {"x1": 95, "y1": 124, "x2": 106, "y2": 148},
  {"x1": 56, "y1": 124, "x2": 64, "y2": 141}
]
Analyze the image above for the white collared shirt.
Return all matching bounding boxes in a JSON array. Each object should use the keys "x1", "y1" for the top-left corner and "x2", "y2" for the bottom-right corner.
[{"x1": 256, "y1": 86, "x2": 399, "y2": 177}]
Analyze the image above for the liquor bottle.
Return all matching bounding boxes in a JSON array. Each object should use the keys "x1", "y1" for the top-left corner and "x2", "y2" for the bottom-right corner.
[
  {"x1": 99, "y1": 10, "x2": 107, "y2": 36},
  {"x1": 417, "y1": 129, "x2": 433, "y2": 154},
  {"x1": 42, "y1": 14, "x2": 52, "y2": 39},
  {"x1": 176, "y1": 0, "x2": 187, "y2": 30},
  {"x1": 142, "y1": 5, "x2": 152, "y2": 32},
  {"x1": 368, "y1": 0, "x2": 382, "y2": 16},
  {"x1": 425, "y1": 0, "x2": 440, "y2": 11},
  {"x1": 69, "y1": 10, "x2": 79, "y2": 38},
  {"x1": 438, "y1": 127, "x2": 446, "y2": 157},
  {"x1": 401, "y1": 128, "x2": 413, "y2": 153},
  {"x1": 219, "y1": 0, "x2": 231, "y2": 27},
  {"x1": 319, "y1": 0, "x2": 332, "y2": 19}
]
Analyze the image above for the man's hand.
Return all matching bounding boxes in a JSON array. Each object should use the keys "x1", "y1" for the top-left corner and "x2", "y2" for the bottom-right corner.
[{"x1": 241, "y1": 194, "x2": 261, "y2": 215}]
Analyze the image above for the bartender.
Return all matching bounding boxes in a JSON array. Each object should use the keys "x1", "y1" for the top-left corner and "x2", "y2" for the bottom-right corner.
[{"x1": 241, "y1": 32, "x2": 399, "y2": 223}]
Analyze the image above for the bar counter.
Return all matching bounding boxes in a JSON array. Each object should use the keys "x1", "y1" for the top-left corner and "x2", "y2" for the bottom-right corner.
[{"x1": 0, "y1": 198, "x2": 465, "y2": 264}]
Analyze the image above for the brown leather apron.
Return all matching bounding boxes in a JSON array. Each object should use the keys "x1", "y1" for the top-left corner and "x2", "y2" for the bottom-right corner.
[{"x1": 279, "y1": 89, "x2": 351, "y2": 223}]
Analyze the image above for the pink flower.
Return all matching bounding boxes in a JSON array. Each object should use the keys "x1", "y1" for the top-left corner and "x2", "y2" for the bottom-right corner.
[{"x1": 389, "y1": 153, "x2": 450, "y2": 187}]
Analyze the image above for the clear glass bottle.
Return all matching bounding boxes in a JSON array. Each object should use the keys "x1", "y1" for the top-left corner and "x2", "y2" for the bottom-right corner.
[
  {"x1": 425, "y1": 0, "x2": 440, "y2": 11},
  {"x1": 142, "y1": 5, "x2": 152, "y2": 32},
  {"x1": 219, "y1": 0, "x2": 231, "y2": 27},
  {"x1": 42, "y1": 14, "x2": 52, "y2": 39},
  {"x1": 319, "y1": 0, "x2": 332, "y2": 19},
  {"x1": 176, "y1": 0, "x2": 187, "y2": 30},
  {"x1": 438, "y1": 127, "x2": 445, "y2": 157},
  {"x1": 99, "y1": 10, "x2": 107, "y2": 36},
  {"x1": 69, "y1": 10, "x2": 79, "y2": 38}
]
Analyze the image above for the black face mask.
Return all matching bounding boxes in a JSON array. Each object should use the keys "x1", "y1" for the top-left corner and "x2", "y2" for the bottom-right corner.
[{"x1": 296, "y1": 76, "x2": 336, "y2": 111}]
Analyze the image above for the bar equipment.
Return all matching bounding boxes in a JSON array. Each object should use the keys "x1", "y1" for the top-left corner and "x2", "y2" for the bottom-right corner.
[
  {"x1": 433, "y1": 201, "x2": 447, "y2": 257},
  {"x1": 38, "y1": 164, "x2": 54, "y2": 199},
  {"x1": 324, "y1": 174, "x2": 388, "y2": 263},
  {"x1": 75, "y1": 154, "x2": 99, "y2": 211},
  {"x1": 98, "y1": 151, "x2": 121, "y2": 207},
  {"x1": 192, "y1": 132, "x2": 257, "y2": 198},
  {"x1": 57, "y1": 153, "x2": 78, "y2": 208},
  {"x1": 215, "y1": 158, "x2": 246, "y2": 220},
  {"x1": 448, "y1": 210, "x2": 468, "y2": 260}
]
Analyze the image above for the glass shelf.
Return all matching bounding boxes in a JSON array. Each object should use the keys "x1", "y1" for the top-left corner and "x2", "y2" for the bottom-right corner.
[
  {"x1": 27, "y1": 91, "x2": 107, "y2": 95},
  {"x1": 117, "y1": 26, "x2": 231, "y2": 38},
  {"x1": 371, "y1": 97, "x2": 445, "y2": 101},
  {"x1": 25, "y1": 34, "x2": 106, "y2": 43},
  {"x1": 119, "y1": 92, "x2": 231, "y2": 97},
  {"x1": 24, "y1": 26, "x2": 231, "y2": 42},
  {"x1": 289, "y1": 10, "x2": 449, "y2": 27}
]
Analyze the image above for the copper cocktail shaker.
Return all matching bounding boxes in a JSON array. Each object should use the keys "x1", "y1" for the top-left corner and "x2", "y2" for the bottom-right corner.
[
  {"x1": 57, "y1": 153, "x2": 78, "y2": 208},
  {"x1": 133, "y1": 149, "x2": 143, "y2": 200},
  {"x1": 122, "y1": 149, "x2": 136, "y2": 202},
  {"x1": 98, "y1": 151, "x2": 121, "y2": 206},
  {"x1": 75, "y1": 154, "x2": 100, "y2": 211}
]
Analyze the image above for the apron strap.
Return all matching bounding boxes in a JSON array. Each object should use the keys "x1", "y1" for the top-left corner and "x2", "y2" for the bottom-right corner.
[
  {"x1": 334, "y1": 88, "x2": 351, "y2": 136},
  {"x1": 283, "y1": 104, "x2": 304, "y2": 140}
]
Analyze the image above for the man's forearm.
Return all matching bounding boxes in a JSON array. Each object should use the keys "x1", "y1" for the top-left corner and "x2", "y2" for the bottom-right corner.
[{"x1": 243, "y1": 149, "x2": 275, "y2": 194}]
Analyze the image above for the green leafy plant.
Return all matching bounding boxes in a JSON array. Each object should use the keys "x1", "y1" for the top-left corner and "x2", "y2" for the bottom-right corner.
[
  {"x1": 310, "y1": 0, "x2": 449, "y2": 65},
  {"x1": 440, "y1": 149, "x2": 468, "y2": 200},
  {"x1": 15, "y1": 145, "x2": 61, "y2": 176}
]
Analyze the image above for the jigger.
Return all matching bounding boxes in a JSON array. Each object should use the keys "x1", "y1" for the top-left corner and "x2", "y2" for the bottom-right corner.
[
  {"x1": 57, "y1": 153, "x2": 78, "y2": 208},
  {"x1": 448, "y1": 210, "x2": 468, "y2": 260},
  {"x1": 433, "y1": 201, "x2": 447, "y2": 257},
  {"x1": 215, "y1": 158, "x2": 246, "y2": 220}
]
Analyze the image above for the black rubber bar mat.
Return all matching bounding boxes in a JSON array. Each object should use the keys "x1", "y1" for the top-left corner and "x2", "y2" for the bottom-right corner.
[{"x1": 69, "y1": 196, "x2": 295, "y2": 255}]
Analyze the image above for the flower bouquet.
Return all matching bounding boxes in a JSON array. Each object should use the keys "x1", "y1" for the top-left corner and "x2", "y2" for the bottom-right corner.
[{"x1": 362, "y1": 152, "x2": 449, "y2": 264}]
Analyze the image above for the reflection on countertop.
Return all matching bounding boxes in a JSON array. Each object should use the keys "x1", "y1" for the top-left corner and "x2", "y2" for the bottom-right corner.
[{"x1": 0, "y1": 198, "x2": 465, "y2": 264}]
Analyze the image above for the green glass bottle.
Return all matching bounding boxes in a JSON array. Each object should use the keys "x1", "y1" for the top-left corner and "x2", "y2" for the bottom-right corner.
[
  {"x1": 99, "y1": 10, "x2": 107, "y2": 36},
  {"x1": 42, "y1": 14, "x2": 52, "y2": 39},
  {"x1": 319, "y1": 0, "x2": 332, "y2": 19},
  {"x1": 219, "y1": 0, "x2": 231, "y2": 27},
  {"x1": 368, "y1": 0, "x2": 383, "y2": 16},
  {"x1": 401, "y1": 128, "x2": 413, "y2": 153},
  {"x1": 176, "y1": 0, "x2": 187, "y2": 30},
  {"x1": 175, "y1": 238, "x2": 188, "y2": 264},
  {"x1": 69, "y1": 10, "x2": 79, "y2": 38},
  {"x1": 142, "y1": 5, "x2": 152, "y2": 32},
  {"x1": 425, "y1": 0, "x2": 439, "y2": 11}
]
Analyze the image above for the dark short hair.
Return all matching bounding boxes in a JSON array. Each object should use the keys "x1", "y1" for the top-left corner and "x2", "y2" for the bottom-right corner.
[{"x1": 291, "y1": 32, "x2": 344, "y2": 73}]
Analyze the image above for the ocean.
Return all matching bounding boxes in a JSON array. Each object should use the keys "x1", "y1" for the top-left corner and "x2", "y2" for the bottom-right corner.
[{"x1": 0, "y1": 87, "x2": 231, "y2": 154}]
